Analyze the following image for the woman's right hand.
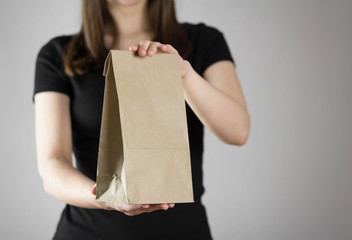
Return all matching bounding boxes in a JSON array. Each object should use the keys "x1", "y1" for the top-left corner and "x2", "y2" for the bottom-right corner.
[{"x1": 91, "y1": 184, "x2": 175, "y2": 216}]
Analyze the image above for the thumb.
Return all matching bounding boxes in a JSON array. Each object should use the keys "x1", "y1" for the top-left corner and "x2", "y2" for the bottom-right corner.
[{"x1": 91, "y1": 183, "x2": 97, "y2": 196}]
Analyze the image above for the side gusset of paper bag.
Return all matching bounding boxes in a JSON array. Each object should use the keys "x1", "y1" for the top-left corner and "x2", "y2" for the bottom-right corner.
[{"x1": 95, "y1": 50, "x2": 194, "y2": 204}]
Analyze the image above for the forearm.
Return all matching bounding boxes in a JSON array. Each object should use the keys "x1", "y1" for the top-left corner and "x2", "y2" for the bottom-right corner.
[
  {"x1": 182, "y1": 62, "x2": 250, "y2": 145},
  {"x1": 39, "y1": 157, "x2": 101, "y2": 209}
]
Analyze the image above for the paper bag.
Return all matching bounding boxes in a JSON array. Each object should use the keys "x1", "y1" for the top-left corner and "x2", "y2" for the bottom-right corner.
[{"x1": 95, "y1": 50, "x2": 194, "y2": 204}]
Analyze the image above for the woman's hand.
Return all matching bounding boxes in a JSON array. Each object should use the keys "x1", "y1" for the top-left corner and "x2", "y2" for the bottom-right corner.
[
  {"x1": 91, "y1": 184, "x2": 175, "y2": 216},
  {"x1": 129, "y1": 40, "x2": 192, "y2": 79}
]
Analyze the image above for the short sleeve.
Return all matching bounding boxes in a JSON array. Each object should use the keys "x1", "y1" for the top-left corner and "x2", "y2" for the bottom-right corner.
[
  {"x1": 32, "y1": 38, "x2": 72, "y2": 103},
  {"x1": 199, "y1": 24, "x2": 236, "y2": 75}
]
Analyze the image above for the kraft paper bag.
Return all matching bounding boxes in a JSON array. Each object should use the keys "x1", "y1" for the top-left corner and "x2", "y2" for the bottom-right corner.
[{"x1": 95, "y1": 50, "x2": 194, "y2": 204}]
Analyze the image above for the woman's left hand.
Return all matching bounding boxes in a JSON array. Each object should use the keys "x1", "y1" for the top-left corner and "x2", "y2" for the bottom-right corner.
[{"x1": 129, "y1": 40, "x2": 191, "y2": 79}]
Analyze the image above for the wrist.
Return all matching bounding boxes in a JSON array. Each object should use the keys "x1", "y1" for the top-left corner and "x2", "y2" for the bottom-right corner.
[
  {"x1": 93, "y1": 197, "x2": 114, "y2": 210},
  {"x1": 88, "y1": 182, "x2": 107, "y2": 209},
  {"x1": 95, "y1": 199, "x2": 109, "y2": 210}
]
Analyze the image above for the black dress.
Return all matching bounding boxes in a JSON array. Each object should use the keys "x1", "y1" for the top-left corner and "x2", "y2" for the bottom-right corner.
[{"x1": 32, "y1": 22, "x2": 235, "y2": 240}]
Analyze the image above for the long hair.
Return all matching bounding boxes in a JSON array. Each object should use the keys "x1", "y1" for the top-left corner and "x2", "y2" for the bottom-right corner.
[{"x1": 64, "y1": 0, "x2": 191, "y2": 76}]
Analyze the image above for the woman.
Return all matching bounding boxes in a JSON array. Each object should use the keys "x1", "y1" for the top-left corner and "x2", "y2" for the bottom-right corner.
[{"x1": 33, "y1": 0, "x2": 250, "y2": 239}]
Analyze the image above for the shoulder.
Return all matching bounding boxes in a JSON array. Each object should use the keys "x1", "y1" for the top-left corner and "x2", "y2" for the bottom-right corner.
[
  {"x1": 181, "y1": 22, "x2": 225, "y2": 41},
  {"x1": 180, "y1": 22, "x2": 234, "y2": 75},
  {"x1": 37, "y1": 34, "x2": 74, "y2": 58},
  {"x1": 35, "y1": 35, "x2": 74, "y2": 80}
]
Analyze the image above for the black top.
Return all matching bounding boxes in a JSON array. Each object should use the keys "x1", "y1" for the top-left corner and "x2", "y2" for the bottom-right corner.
[{"x1": 33, "y1": 22, "x2": 235, "y2": 240}]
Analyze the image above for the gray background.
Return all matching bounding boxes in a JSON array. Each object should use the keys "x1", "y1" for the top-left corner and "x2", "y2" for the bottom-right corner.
[{"x1": 0, "y1": 0, "x2": 351, "y2": 239}]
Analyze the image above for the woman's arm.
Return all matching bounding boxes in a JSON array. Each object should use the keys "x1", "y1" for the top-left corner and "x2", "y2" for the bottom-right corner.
[
  {"x1": 35, "y1": 92, "x2": 98, "y2": 208},
  {"x1": 182, "y1": 60, "x2": 250, "y2": 145},
  {"x1": 130, "y1": 41, "x2": 250, "y2": 146},
  {"x1": 34, "y1": 92, "x2": 172, "y2": 215}
]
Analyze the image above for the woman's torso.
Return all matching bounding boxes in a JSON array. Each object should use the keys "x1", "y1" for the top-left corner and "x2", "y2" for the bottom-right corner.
[{"x1": 34, "y1": 22, "x2": 235, "y2": 240}]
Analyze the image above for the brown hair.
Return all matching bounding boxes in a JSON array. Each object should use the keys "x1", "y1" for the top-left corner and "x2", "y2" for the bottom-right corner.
[{"x1": 64, "y1": 0, "x2": 191, "y2": 76}]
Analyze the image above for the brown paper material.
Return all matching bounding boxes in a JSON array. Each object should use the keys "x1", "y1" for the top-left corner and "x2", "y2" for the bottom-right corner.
[{"x1": 95, "y1": 50, "x2": 194, "y2": 204}]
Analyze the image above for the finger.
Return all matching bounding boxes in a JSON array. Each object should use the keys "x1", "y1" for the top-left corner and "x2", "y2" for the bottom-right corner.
[
  {"x1": 146, "y1": 42, "x2": 162, "y2": 56},
  {"x1": 91, "y1": 184, "x2": 97, "y2": 196},
  {"x1": 160, "y1": 44, "x2": 178, "y2": 54},
  {"x1": 138, "y1": 40, "x2": 151, "y2": 56},
  {"x1": 161, "y1": 203, "x2": 169, "y2": 210},
  {"x1": 168, "y1": 203, "x2": 175, "y2": 208},
  {"x1": 128, "y1": 45, "x2": 138, "y2": 52},
  {"x1": 149, "y1": 203, "x2": 169, "y2": 211}
]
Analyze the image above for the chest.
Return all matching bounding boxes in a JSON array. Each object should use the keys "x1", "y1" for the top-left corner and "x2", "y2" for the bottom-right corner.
[{"x1": 68, "y1": 56, "x2": 204, "y2": 149}]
